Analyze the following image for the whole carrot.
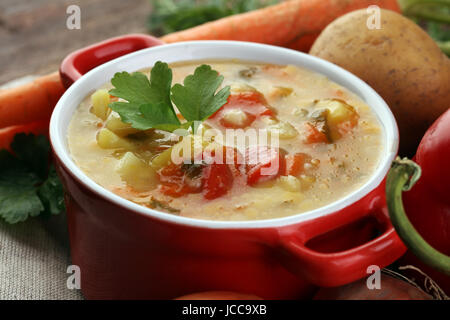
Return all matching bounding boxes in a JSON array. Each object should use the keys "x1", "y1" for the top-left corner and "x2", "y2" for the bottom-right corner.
[
  {"x1": 286, "y1": 31, "x2": 322, "y2": 52},
  {"x1": 0, "y1": 72, "x2": 65, "y2": 129},
  {"x1": 0, "y1": 0, "x2": 401, "y2": 133},
  {"x1": 161, "y1": 0, "x2": 401, "y2": 46}
]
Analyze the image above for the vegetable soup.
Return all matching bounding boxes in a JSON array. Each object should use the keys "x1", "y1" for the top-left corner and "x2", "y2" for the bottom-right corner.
[{"x1": 68, "y1": 60, "x2": 383, "y2": 221}]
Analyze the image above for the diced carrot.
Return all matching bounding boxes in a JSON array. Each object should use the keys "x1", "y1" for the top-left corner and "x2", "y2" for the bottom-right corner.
[
  {"x1": 304, "y1": 122, "x2": 329, "y2": 144},
  {"x1": 284, "y1": 153, "x2": 308, "y2": 176}
]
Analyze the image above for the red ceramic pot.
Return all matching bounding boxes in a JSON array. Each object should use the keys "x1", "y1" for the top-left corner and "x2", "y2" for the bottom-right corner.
[
  {"x1": 52, "y1": 36, "x2": 405, "y2": 299},
  {"x1": 60, "y1": 34, "x2": 164, "y2": 88}
]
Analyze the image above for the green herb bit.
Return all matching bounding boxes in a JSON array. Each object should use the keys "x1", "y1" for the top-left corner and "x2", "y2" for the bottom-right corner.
[{"x1": 149, "y1": 198, "x2": 180, "y2": 214}]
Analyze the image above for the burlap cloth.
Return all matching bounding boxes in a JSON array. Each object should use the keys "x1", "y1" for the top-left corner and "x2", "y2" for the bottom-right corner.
[{"x1": 0, "y1": 213, "x2": 83, "y2": 299}]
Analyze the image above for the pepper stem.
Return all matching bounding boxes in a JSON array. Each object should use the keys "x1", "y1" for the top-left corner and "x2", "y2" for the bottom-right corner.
[{"x1": 386, "y1": 157, "x2": 450, "y2": 276}]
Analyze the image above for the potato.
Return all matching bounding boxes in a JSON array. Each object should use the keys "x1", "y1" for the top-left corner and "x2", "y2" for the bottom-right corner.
[
  {"x1": 116, "y1": 152, "x2": 158, "y2": 191},
  {"x1": 310, "y1": 9, "x2": 450, "y2": 156},
  {"x1": 151, "y1": 147, "x2": 173, "y2": 170},
  {"x1": 299, "y1": 174, "x2": 316, "y2": 190},
  {"x1": 106, "y1": 116, "x2": 140, "y2": 137},
  {"x1": 90, "y1": 89, "x2": 111, "y2": 120},
  {"x1": 326, "y1": 101, "x2": 358, "y2": 128},
  {"x1": 268, "y1": 121, "x2": 298, "y2": 139},
  {"x1": 151, "y1": 134, "x2": 209, "y2": 170},
  {"x1": 221, "y1": 109, "x2": 249, "y2": 127},
  {"x1": 96, "y1": 128, "x2": 135, "y2": 149},
  {"x1": 315, "y1": 99, "x2": 359, "y2": 140},
  {"x1": 269, "y1": 86, "x2": 293, "y2": 99},
  {"x1": 278, "y1": 175, "x2": 302, "y2": 192}
]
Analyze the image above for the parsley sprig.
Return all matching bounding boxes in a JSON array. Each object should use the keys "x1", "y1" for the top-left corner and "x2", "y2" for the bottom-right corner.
[
  {"x1": 0, "y1": 134, "x2": 65, "y2": 224},
  {"x1": 108, "y1": 61, "x2": 230, "y2": 133}
]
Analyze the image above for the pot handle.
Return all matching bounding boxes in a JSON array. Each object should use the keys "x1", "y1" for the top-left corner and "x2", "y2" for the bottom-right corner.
[
  {"x1": 280, "y1": 189, "x2": 406, "y2": 287},
  {"x1": 59, "y1": 34, "x2": 164, "y2": 88}
]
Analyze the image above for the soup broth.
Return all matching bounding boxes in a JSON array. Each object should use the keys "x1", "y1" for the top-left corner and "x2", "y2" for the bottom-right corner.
[{"x1": 68, "y1": 60, "x2": 383, "y2": 221}]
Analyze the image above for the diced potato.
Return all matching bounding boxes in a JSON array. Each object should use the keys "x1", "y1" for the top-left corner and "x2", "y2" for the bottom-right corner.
[
  {"x1": 278, "y1": 175, "x2": 302, "y2": 192},
  {"x1": 292, "y1": 107, "x2": 309, "y2": 117},
  {"x1": 252, "y1": 179, "x2": 277, "y2": 189},
  {"x1": 90, "y1": 89, "x2": 111, "y2": 120},
  {"x1": 299, "y1": 174, "x2": 316, "y2": 190},
  {"x1": 151, "y1": 147, "x2": 173, "y2": 170},
  {"x1": 96, "y1": 128, "x2": 135, "y2": 149},
  {"x1": 151, "y1": 134, "x2": 209, "y2": 170},
  {"x1": 269, "y1": 121, "x2": 298, "y2": 139},
  {"x1": 315, "y1": 99, "x2": 359, "y2": 140},
  {"x1": 116, "y1": 152, "x2": 158, "y2": 191},
  {"x1": 106, "y1": 116, "x2": 140, "y2": 137},
  {"x1": 222, "y1": 109, "x2": 249, "y2": 127},
  {"x1": 281, "y1": 65, "x2": 298, "y2": 77},
  {"x1": 269, "y1": 86, "x2": 293, "y2": 99},
  {"x1": 326, "y1": 100, "x2": 359, "y2": 127},
  {"x1": 260, "y1": 116, "x2": 278, "y2": 126}
]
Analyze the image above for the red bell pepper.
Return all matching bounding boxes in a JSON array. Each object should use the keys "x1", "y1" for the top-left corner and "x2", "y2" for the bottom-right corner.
[
  {"x1": 202, "y1": 163, "x2": 234, "y2": 200},
  {"x1": 158, "y1": 163, "x2": 204, "y2": 197},
  {"x1": 386, "y1": 109, "x2": 450, "y2": 294},
  {"x1": 158, "y1": 147, "x2": 243, "y2": 200}
]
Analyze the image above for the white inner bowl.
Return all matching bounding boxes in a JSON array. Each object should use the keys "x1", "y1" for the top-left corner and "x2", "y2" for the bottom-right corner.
[{"x1": 50, "y1": 41, "x2": 399, "y2": 229}]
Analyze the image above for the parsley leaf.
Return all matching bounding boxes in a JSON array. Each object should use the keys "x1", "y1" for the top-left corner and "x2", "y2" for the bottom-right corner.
[
  {"x1": 108, "y1": 62, "x2": 230, "y2": 134},
  {"x1": 139, "y1": 102, "x2": 192, "y2": 132},
  {"x1": 109, "y1": 61, "x2": 181, "y2": 131},
  {"x1": 171, "y1": 65, "x2": 230, "y2": 123},
  {"x1": 38, "y1": 165, "x2": 66, "y2": 217},
  {"x1": 10, "y1": 133, "x2": 50, "y2": 179},
  {"x1": 0, "y1": 134, "x2": 65, "y2": 224},
  {"x1": 0, "y1": 150, "x2": 43, "y2": 223}
]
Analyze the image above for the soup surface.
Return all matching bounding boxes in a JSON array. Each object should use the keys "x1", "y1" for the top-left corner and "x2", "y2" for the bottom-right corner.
[{"x1": 68, "y1": 60, "x2": 383, "y2": 221}]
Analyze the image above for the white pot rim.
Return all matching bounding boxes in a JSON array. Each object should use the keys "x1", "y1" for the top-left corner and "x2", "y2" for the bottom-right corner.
[{"x1": 50, "y1": 40, "x2": 399, "y2": 230}]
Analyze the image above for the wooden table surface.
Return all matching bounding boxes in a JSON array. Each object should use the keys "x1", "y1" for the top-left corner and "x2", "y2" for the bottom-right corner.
[{"x1": 0, "y1": 0, "x2": 153, "y2": 85}]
